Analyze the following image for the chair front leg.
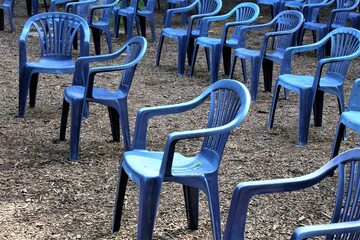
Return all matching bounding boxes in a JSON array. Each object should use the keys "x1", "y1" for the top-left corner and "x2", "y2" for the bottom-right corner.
[{"x1": 183, "y1": 185, "x2": 199, "y2": 230}]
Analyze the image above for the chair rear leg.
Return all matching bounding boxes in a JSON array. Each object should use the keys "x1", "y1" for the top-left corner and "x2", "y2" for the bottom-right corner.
[
  {"x1": 222, "y1": 46, "x2": 231, "y2": 76},
  {"x1": 229, "y1": 55, "x2": 237, "y2": 79},
  {"x1": 189, "y1": 44, "x2": 199, "y2": 77},
  {"x1": 118, "y1": 102, "x2": 131, "y2": 151},
  {"x1": 240, "y1": 59, "x2": 247, "y2": 83},
  {"x1": 183, "y1": 185, "x2": 199, "y2": 230},
  {"x1": 187, "y1": 37, "x2": 195, "y2": 66},
  {"x1": 149, "y1": 17, "x2": 156, "y2": 43},
  {"x1": 60, "y1": 98, "x2": 70, "y2": 141},
  {"x1": 29, "y1": 73, "x2": 39, "y2": 108},
  {"x1": 91, "y1": 27, "x2": 101, "y2": 55},
  {"x1": 108, "y1": 107, "x2": 120, "y2": 142},
  {"x1": 138, "y1": 15, "x2": 147, "y2": 38},
  {"x1": 249, "y1": 56, "x2": 261, "y2": 102},
  {"x1": 313, "y1": 90, "x2": 324, "y2": 127},
  {"x1": 268, "y1": 84, "x2": 281, "y2": 130},
  {"x1": 210, "y1": 45, "x2": 221, "y2": 84},
  {"x1": 330, "y1": 122, "x2": 345, "y2": 159},
  {"x1": 112, "y1": 167, "x2": 129, "y2": 233},
  {"x1": 105, "y1": 30, "x2": 113, "y2": 54},
  {"x1": 156, "y1": 34, "x2": 164, "y2": 66},
  {"x1": 263, "y1": 58, "x2": 273, "y2": 92}
]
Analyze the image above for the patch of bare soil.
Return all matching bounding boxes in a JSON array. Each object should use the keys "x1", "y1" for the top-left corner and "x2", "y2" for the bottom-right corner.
[{"x1": 0, "y1": 1, "x2": 359, "y2": 239}]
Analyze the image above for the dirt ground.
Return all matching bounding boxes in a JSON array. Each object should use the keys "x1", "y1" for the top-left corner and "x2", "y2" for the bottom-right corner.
[{"x1": 0, "y1": 0, "x2": 359, "y2": 239}]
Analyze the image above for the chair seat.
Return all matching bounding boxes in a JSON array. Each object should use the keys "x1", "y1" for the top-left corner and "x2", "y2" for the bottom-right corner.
[
  {"x1": 27, "y1": 57, "x2": 75, "y2": 73},
  {"x1": 162, "y1": 28, "x2": 200, "y2": 38},
  {"x1": 196, "y1": 36, "x2": 222, "y2": 47},
  {"x1": 234, "y1": 48, "x2": 260, "y2": 59},
  {"x1": 122, "y1": 150, "x2": 219, "y2": 182},
  {"x1": 118, "y1": 7, "x2": 136, "y2": 15},
  {"x1": 340, "y1": 112, "x2": 360, "y2": 130},
  {"x1": 303, "y1": 21, "x2": 327, "y2": 31},
  {"x1": 64, "y1": 86, "x2": 127, "y2": 101}
]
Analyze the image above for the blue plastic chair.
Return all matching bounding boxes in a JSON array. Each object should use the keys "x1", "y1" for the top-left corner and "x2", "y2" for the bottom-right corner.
[
  {"x1": 156, "y1": 0, "x2": 222, "y2": 76},
  {"x1": 59, "y1": 36, "x2": 147, "y2": 161},
  {"x1": 223, "y1": 148, "x2": 360, "y2": 239},
  {"x1": 229, "y1": 10, "x2": 304, "y2": 102},
  {"x1": 113, "y1": 0, "x2": 139, "y2": 40},
  {"x1": 0, "y1": 0, "x2": 14, "y2": 32},
  {"x1": 268, "y1": 27, "x2": 360, "y2": 146},
  {"x1": 331, "y1": 79, "x2": 360, "y2": 159},
  {"x1": 135, "y1": 0, "x2": 157, "y2": 43},
  {"x1": 88, "y1": 0, "x2": 120, "y2": 55},
  {"x1": 298, "y1": 0, "x2": 359, "y2": 58},
  {"x1": 112, "y1": 79, "x2": 251, "y2": 240},
  {"x1": 189, "y1": 3, "x2": 260, "y2": 84},
  {"x1": 18, "y1": 12, "x2": 90, "y2": 118}
]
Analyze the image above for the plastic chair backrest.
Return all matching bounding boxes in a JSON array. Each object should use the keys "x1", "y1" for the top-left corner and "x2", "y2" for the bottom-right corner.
[
  {"x1": 232, "y1": 3, "x2": 261, "y2": 38},
  {"x1": 273, "y1": 10, "x2": 304, "y2": 51},
  {"x1": 193, "y1": 0, "x2": 222, "y2": 32},
  {"x1": 325, "y1": 27, "x2": 360, "y2": 78},
  {"x1": 20, "y1": 12, "x2": 90, "y2": 60},
  {"x1": 333, "y1": 0, "x2": 360, "y2": 26}
]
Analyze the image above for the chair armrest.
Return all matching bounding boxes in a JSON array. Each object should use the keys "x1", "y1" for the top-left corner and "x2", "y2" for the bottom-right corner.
[
  {"x1": 164, "y1": 0, "x2": 199, "y2": 28},
  {"x1": 49, "y1": 0, "x2": 73, "y2": 12},
  {"x1": 65, "y1": 0, "x2": 97, "y2": 14},
  {"x1": 88, "y1": 0, "x2": 119, "y2": 24},
  {"x1": 132, "y1": 91, "x2": 211, "y2": 150},
  {"x1": 290, "y1": 221, "x2": 360, "y2": 240},
  {"x1": 223, "y1": 161, "x2": 336, "y2": 239},
  {"x1": 160, "y1": 124, "x2": 237, "y2": 176}
]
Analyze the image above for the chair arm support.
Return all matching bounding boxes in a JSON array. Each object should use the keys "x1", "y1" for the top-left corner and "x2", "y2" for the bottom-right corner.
[
  {"x1": 159, "y1": 125, "x2": 233, "y2": 176},
  {"x1": 290, "y1": 221, "x2": 360, "y2": 240},
  {"x1": 223, "y1": 162, "x2": 336, "y2": 239},
  {"x1": 88, "y1": 0, "x2": 119, "y2": 24},
  {"x1": 132, "y1": 92, "x2": 210, "y2": 150},
  {"x1": 164, "y1": 0, "x2": 198, "y2": 27}
]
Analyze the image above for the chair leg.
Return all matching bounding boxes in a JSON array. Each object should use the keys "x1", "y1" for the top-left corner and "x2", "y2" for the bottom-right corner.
[
  {"x1": 137, "y1": 177, "x2": 162, "y2": 239},
  {"x1": 249, "y1": 56, "x2": 261, "y2": 102},
  {"x1": 262, "y1": 58, "x2": 273, "y2": 92},
  {"x1": 177, "y1": 36, "x2": 188, "y2": 76},
  {"x1": 240, "y1": 59, "x2": 247, "y2": 83},
  {"x1": 91, "y1": 27, "x2": 102, "y2": 55},
  {"x1": 222, "y1": 46, "x2": 231, "y2": 76},
  {"x1": 149, "y1": 17, "x2": 156, "y2": 43},
  {"x1": 330, "y1": 122, "x2": 345, "y2": 159},
  {"x1": 313, "y1": 90, "x2": 324, "y2": 127},
  {"x1": 268, "y1": 83, "x2": 281, "y2": 130},
  {"x1": 105, "y1": 29, "x2": 113, "y2": 54},
  {"x1": 229, "y1": 55, "x2": 237, "y2": 79},
  {"x1": 18, "y1": 72, "x2": 31, "y2": 118},
  {"x1": 29, "y1": 73, "x2": 39, "y2": 108},
  {"x1": 68, "y1": 100, "x2": 84, "y2": 161},
  {"x1": 298, "y1": 90, "x2": 313, "y2": 146},
  {"x1": 187, "y1": 37, "x2": 195, "y2": 66},
  {"x1": 210, "y1": 45, "x2": 221, "y2": 84},
  {"x1": 7, "y1": 9, "x2": 14, "y2": 32},
  {"x1": 112, "y1": 167, "x2": 129, "y2": 233},
  {"x1": 189, "y1": 43, "x2": 199, "y2": 77},
  {"x1": 118, "y1": 102, "x2": 131, "y2": 151},
  {"x1": 138, "y1": 15, "x2": 147, "y2": 39},
  {"x1": 183, "y1": 185, "x2": 199, "y2": 230},
  {"x1": 114, "y1": 14, "x2": 120, "y2": 38},
  {"x1": 108, "y1": 107, "x2": 120, "y2": 142},
  {"x1": 156, "y1": 34, "x2": 164, "y2": 66},
  {"x1": 205, "y1": 176, "x2": 221, "y2": 240},
  {"x1": 60, "y1": 98, "x2": 70, "y2": 141}
]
